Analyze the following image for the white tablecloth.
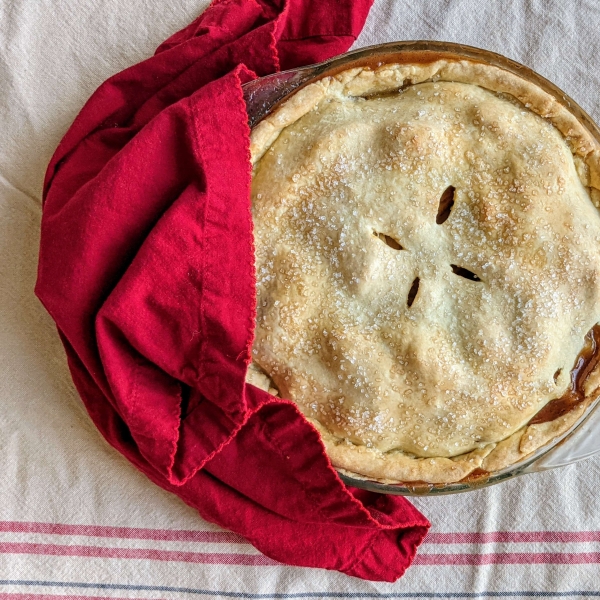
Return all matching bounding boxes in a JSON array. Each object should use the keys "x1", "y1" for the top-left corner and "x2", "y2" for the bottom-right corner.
[{"x1": 2, "y1": 0, "x2": 600, "y2": 597}]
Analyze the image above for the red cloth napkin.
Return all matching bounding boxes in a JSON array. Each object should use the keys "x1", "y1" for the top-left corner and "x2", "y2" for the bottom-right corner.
[{"x1": 36, "y1": 0, "x2": 430, "y2": 581}]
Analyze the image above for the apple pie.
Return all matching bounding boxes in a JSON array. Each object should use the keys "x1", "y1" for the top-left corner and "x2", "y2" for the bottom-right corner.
[{"x1": 247, "y1": 59, "x2": 600, "y2": 484}]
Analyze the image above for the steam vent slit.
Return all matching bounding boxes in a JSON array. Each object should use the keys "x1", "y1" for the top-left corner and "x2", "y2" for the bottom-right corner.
[
  {"x1": 407, "y1": 277, "x2": 420, "y2": 307},
  {"x1": 436, "y1": 186, "x2": 455, "y2": 224},
  {"x1": 450, "y1": 264, "x2": 481, "y2": 282},
  {"x1": 374, "y1": 231, "x2": 404, "y2": 250}
]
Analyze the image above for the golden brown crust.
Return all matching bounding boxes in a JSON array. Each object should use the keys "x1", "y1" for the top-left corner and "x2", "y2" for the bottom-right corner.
[{"x1": 248, "y1": 60, "x2": 600, "y2": 483}]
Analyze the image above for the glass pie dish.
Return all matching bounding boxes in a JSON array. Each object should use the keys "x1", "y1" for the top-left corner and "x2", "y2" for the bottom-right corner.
[{"x1": 243, "y1": 40, "x2": 600, "y2": 495}]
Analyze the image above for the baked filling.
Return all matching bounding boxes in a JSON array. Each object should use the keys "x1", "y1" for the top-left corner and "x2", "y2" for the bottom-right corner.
[{"x1": 247, "y1": 60, "x2": 600, "y2": 484}]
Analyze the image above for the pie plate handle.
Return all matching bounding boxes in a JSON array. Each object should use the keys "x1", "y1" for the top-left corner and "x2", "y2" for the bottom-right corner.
[{"x1": 523, "y1": 400, "x2": 600, "y2": 472}]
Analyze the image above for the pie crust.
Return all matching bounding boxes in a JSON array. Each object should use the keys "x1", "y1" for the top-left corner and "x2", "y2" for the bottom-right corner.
[{"x1": 247, "y1": 59, "x2": 600, "y2": 484}]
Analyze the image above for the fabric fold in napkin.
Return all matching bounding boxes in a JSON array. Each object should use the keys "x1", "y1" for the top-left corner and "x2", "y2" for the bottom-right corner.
[{"x1": 36, "y1": 0, "x2": 430, "y2": 581}]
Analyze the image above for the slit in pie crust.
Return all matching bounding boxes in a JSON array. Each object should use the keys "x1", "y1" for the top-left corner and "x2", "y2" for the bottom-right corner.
[{"x1": 247, "y1": 59, "x2": 600, "y2": 484}]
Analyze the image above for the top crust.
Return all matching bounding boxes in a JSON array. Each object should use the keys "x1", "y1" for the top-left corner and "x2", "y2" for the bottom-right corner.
[{"x1": 249, "y1": 60, "x2": 600, "y2": 484}]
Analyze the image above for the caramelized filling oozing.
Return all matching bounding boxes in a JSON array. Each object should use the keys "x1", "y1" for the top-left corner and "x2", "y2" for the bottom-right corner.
[
  {"x1": 458, "y1": 468, "x2": 490, "y2": 484},
  {"x1": 529, "y1": 324, "x2": 600, "y2": 425}
]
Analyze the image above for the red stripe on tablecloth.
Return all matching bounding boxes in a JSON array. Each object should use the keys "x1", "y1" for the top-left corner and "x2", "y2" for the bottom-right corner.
[
  {"x1": 414, "y1": 552, "x2": 600, "y2": 565},
  {"x1": 0, "y1": 521, "x2": 244, "y2": 543},
  {"x1": 2, "y1": 521, "x2": 600, "y2": 545},
  {"x1": 0, "y1": 542, "x2": 278, "y2": 565},
  {"x1": 426, "y1": 531, "x2": 600, "y2": 544},
  {"x1": 0, "y1": 541, "x2": 599, "y2": 565}
]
